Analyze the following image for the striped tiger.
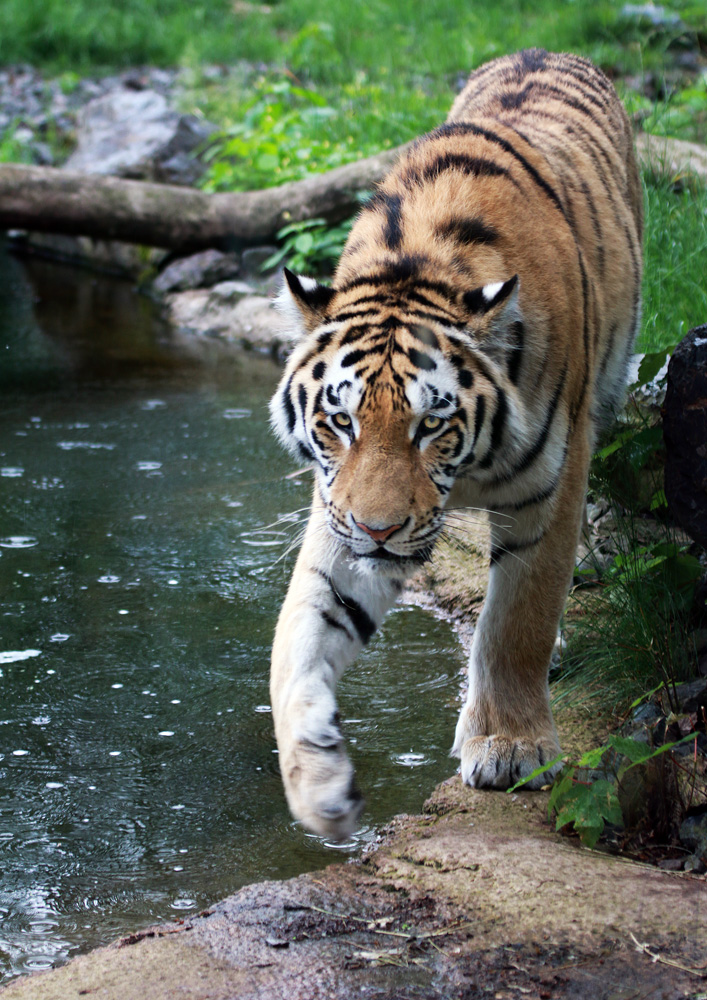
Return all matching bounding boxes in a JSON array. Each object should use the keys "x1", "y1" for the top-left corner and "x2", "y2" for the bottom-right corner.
[{"x1": 269, "y1": 49, "x2": 643, "y2": 839}]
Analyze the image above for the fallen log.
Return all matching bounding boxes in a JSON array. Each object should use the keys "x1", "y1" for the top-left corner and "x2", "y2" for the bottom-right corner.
[
  {"x1": 0, "y1": 146, "x2": 404, "y2": 252},
  {"x1": 0, "y1": 134, "x2": 704, "y2": 254}
]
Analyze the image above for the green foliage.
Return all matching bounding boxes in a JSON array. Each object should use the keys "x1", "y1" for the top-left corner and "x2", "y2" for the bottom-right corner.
[
  {"x1": 200, "y1": 76, "x2": 375, "y2": 193},
  {"x1": 0, "y1": 128, "x2": 33, "y2": 164},
  {"x1": 640, "y1": 174, "x2": 707, "y2": 353},
  {"x1": 262, "y1": 218, "x2": 354, "y2": 275},
  {"x1": 512, "y1": 735, "x2": 695, "y2": 848}
]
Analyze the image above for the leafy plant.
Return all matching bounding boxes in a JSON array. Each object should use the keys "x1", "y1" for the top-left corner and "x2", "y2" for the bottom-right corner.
[
  {"x1": 200, "y1": 76, "x2": 369, "y2": 193},
  {"x1": 261, "y1": 217, "x2": 354, "y2": 275},
  {"x1": 0, "y1": 127, "x2": 34, "y2": 165},
  {"x1": 511, "y1": 734, "x2": 696, "y2": 848}
]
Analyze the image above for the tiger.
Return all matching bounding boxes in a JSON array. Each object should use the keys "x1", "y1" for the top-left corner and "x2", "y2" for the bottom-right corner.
[{"x1": 269, "y1": 49, "x2": 643, "y2": 840}]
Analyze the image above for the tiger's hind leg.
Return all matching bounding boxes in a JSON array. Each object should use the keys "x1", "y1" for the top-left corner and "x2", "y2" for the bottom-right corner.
[{"x1": 451, "y1": 424, "x2": 591, "y2": 789}]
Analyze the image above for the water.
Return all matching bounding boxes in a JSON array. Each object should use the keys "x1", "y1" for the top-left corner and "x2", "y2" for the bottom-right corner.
[{"x1": 0, "y1": 247, "x2": 464, "y2": 982}]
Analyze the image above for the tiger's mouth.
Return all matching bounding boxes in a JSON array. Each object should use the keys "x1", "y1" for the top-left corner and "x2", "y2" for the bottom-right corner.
[{"x1": 348, "y1": 542, "x2": 437, "y2": 572}]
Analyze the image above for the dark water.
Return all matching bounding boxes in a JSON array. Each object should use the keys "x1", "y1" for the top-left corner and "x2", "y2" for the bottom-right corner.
[{"x1": 0, "y1": 248, "x2": 463, "y2": 982}]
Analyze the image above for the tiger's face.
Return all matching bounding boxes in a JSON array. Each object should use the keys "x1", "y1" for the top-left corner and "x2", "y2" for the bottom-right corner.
[{"x1": 271, "y1": 267, "x2": 522, "y2": 574}]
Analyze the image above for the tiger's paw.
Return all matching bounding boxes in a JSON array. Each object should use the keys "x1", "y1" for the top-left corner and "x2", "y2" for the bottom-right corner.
[
  {"x1": 458, "y1": 735, "x2": 562, "y2": 790},
  {"x1": 279, "y1": 722, "x2": 364, "y2": 841}
]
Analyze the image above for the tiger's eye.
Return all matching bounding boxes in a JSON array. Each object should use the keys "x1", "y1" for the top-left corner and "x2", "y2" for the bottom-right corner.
[
  {"x1": 332, "y1": 412, "x2": 352, "y2": 430},
  {"x1": 422, "y1": 414, "x2": 443, "y2": 432}
]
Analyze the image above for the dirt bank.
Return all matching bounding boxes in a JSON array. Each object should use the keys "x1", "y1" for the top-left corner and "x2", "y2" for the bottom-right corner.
[{"x1": 2, "y1": 516, "x2": 705, "y2": 1000}]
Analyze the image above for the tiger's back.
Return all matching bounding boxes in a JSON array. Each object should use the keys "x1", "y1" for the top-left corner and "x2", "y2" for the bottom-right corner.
[
  {"x1": 336, "y1": 48, "x2": 642, "y2": 436},
  {"x1": 268, "y1": 50, "x2": 643, "y2": 839}
]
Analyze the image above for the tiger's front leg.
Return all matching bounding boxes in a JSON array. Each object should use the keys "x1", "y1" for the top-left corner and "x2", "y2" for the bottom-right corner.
[
  {"x1": 452, "y1": 433, "x2": 590, "y2": 789},
  {"x1": 270, "y1": 494, "x2": 402, "y2": 840}
]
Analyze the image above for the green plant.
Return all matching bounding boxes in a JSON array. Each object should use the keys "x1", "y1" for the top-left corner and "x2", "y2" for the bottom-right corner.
[
  {"x1": 200, "y1": 76, "x2": 371, "y2": 193},
  {"x1": 511, "y1": 734, "x2": 696, "y2": 848},
  {"x1": 262, "y1": 217, "x2": 354, "y2": 275},
  {"x1": 0, "y1": 127, "x2": 34, "y2": 165}
]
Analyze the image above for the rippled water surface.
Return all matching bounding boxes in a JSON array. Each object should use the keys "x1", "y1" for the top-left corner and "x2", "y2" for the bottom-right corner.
[{"x1": 0, "y1": 248, "x2": 463, "y2": 982}]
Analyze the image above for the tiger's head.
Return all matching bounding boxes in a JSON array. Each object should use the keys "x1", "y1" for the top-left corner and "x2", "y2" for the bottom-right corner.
[{"x1": 270, "y1": 265, "x2": 523, "y2": 576}]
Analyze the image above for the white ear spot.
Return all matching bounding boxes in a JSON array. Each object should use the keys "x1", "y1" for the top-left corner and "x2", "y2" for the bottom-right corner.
[
  {"x1": 482, "y1": 280, "x2": 505, "y2": 302},
  {"x1": 274, "y1": 279, "x2": 308, "y2": 335}
]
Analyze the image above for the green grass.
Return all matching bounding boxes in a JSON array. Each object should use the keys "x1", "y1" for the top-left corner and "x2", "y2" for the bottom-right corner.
[
  {"x1": 641, "y1": 173, "x2": 707, "y2": 352},
  {"x1": 1, "y1": 0, "x2": 704, "y2": 82}
]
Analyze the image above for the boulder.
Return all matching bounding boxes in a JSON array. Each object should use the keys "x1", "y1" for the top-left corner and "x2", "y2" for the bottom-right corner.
[
  {"x1": 65, "y1": 88, "x2": 216, "y2": 185},
  {"x1": 663, "y1": 324, "x2": 707, "y2": 550},
  {"x1": 152, "y1": 250, "x2": 241, "y2": 294}
]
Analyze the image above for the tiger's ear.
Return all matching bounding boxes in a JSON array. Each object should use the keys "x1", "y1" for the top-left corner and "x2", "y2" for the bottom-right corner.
[
  {"x1": 275, "y1": 268, "x2": 336, "y2": 336},
  {"x1": 462, "y1": 275, "x2": 523, "y2": 360},
  {"x1": 463, "y1": 274, "x2": 519, "y2": 318}
]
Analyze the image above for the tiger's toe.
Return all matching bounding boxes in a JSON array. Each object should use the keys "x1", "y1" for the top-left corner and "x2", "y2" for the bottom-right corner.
[{"x1": 460, "y1": 735, "x2": 562, "y2": 790}]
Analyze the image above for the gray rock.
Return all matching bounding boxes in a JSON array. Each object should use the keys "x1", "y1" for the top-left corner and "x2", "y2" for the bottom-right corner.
[
  {"x1": 165, "y1": 287, "x2": 294, "y2": 353},
  {"x1": 620, "y1": 4, "x2": 682, "y2": 28},
  {"x1": 679, "y1": 811, "x2": 707, "y2": 860},
  {"x1": 153, "y1": 250, "x2": 241, "y2": 294},
  {"x1": 240, "y1": 246, "x2": 280, "y2": 278},
  {"x1": 65, "y1": 87, "x2": 216, "y2": 184}
]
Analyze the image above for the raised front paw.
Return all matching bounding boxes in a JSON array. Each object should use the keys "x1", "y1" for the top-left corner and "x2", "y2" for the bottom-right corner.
[
  {"x1": 279, "y1": 717, "x2": 364, "y2": 840},
  {"x1": 459, "y1": 735, "x2": 562, "y2": 790}
]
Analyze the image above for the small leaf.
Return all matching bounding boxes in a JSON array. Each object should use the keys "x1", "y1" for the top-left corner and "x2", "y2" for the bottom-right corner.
[
  {"x1": 633, "y1": 349, "x2": 670, "y2": 387},
  {"x1": 506, "y1": 753, "x2": 565, "y2": 793}
]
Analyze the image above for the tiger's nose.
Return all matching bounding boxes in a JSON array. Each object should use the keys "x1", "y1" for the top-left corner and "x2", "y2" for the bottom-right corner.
[{"x1": 354, "y1": 520, "x2": 403, "y2": 543}]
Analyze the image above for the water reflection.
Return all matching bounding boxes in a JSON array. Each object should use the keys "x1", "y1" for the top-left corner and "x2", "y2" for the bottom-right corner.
[{"x1": 0, "y1": 244, "x2": 463, "y2": 983}]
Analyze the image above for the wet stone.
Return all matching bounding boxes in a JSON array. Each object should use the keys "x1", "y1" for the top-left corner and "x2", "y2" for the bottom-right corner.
[{"x1": 152, "y1": 250, "x2": 241, "y2": 294}]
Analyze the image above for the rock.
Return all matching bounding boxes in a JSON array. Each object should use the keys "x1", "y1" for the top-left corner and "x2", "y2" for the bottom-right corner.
[
  {"x1": 165, "y1": 287, "x2": 295, "y2": 355},
  {"x1": 620, "y1": 4, "x2": 683, "y2": 29},
  {"x1": 657, "y1": 857, "x2": 685, "y2": 871},
  {"x1": 152, "y1": 250, "x2": 241, "y2": 294},
  {"x1": 65, "y1": 88, "x2": 216, "y2": 185},
  {"x1": 663, "y1": 324, "x2": 707, "y2": 550},
  {"x1": 8, "y1": 231, "x2": 167, "y2": 278},
  {"x1": 684, "y1": 854, "x2": 707, "y2": 873},
  {"x1": 239, "y1": 246, "x2": 280, "y2": 278},
  {"x1": 679, "y1": 810, "x2": 707, "y2": 861}
]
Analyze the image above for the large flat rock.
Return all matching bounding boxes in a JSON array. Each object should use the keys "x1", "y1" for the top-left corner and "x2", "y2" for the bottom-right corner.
[{"x1": 3, "y1": 779, "x2": 705, "y2": 1000}]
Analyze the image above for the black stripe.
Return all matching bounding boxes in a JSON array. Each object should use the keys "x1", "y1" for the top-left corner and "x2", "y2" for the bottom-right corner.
[
  {"x1": 336, "y1": 255, "x2": 429, "y2": 291},
  {"x1": 492, "y1": 363, "x2": 568, "y2": 484},
  {"x1": 321, "y1": 610, "x2": 354, "y2": 643},
  {"x1": 405, "y1": 290, "x2": 462, "y2": 323},
  {"x1": 376, "y1": 191, "x2": 404, "y2": 250},
  {"x1": 479, "y1": 387, "x2": 508, "y2": 468},
  {"x1": 297, "y1": 384, "x2": 308, "y2": 423},
  {"x1": 408, "y1": 348, "x2": 436, "y2": 371},
  {"x1": 283, "y1": 376, "x2": 296, "y2": 433},
  {"x1": 341, "y1": 343, "x2": 387, "y2": 367},
  {"x1": 571, "y1": 257, "x2": 590, "y2": 421},
  {"x1": 336, "y1": 266, "x2": 458, "y2": 303},
  {"x1": 312, "y1": 361, "x2": 326, "y2": 381},
  {"x1": 500, "y1": 81, "x2": 535, "y2": 111},
  {"x1": 473, "y1": 395, "x2": 486, "y2": 446},
  {"x1": 432, "y1": 122, "x2": 566, "y2": 219},
  {"x1": 507, "y1": 321, "x2": 524, "y2": 385},
  {"x1": 319, "y1": 574, "x2": 376, "y2": 644},
  {"x1": 493, "y1": 470, "x2": 563, "y2": 512},
  {"x1": 490, "y1": 532, "x2": 545, "y2": 565},
  {"x1": 411, "y1": 152, "x2": 512, "y2": 186},
  {"x1": 437, "y1": 216, "x2": 499, "y2": 247}
]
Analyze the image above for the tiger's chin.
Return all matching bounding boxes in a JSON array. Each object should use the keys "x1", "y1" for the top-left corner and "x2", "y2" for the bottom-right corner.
[{"x1": 347, "y1": 545, "x2": 436, "y2": 578}]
